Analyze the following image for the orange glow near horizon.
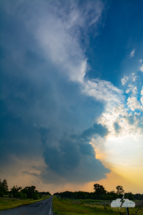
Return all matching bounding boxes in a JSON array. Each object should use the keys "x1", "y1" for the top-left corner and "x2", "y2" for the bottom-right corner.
[
  {"x1": 90, "y1": 136, "x2": 143, "y2": 194},
  {"x1": 1, "y1": 136, "x2": 142, "y2": 195},
  {"x1": 1, "y1": 167, "x2": 142, "y2": 194}
]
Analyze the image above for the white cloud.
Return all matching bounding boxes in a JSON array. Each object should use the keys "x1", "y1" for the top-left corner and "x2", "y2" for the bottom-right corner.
[
  {"x1": 98, "y1": 104, "x2": 129, "y2": 136},
  {"x1": 132, "y1": 76, "x2": 137, "y2": 82},
  {"x1": 139, "y1": 64, "x2": 143, "y2": 72},
  {"x1": 21, "y1": 0, "x2": 125, "y2": 110},
  {"x1": 83, "y1": 79, "x2": 124, "y2": 106},
  {"x1": 132, "y1": 87, "x2": 137, "y2": 94},
  {"x1": 126, "y1": 84, "x2": 137, "y2": 94},
  {"x1": 127, "y1": 97, "x2": 141, "y2": 111},
  {"x1": 141, "y1": 87, "x2": 143, "y2": 96},
  {"x1": 139, "y1": 59, "x2": 142, "y2": 63},
  {"x1": 22, "y1": 0, "x2": 104, "y2": 85},
  {"x1": 34, "y1": 17, "x2": 87, "y2": 83},
  {"x1": 126, "y1": 89, "x2": 130, "y2": 94},
  {"x1": 121, "y1": 76, "x2": 128, "y2": 85},
  {"x1": 130, "y1": 48, "x2": 135, "y2": 58},
  {"x1": 3, "y1": 0, "x2": 125, "y2": 125},
  {"x1": 98, "y1": 95, "x2": 143, "y2": 138},
  {"x1": 141, "y1": 97, "x2": 143, "y2": 106},
  {"x1": 141, "y1": 87, "x2": 143, "y2": 105}
]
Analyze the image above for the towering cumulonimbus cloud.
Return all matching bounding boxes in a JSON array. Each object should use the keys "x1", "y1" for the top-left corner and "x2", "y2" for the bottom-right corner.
[{"x1": 1, "y1": 0, "x2": 128, "y2": 185}]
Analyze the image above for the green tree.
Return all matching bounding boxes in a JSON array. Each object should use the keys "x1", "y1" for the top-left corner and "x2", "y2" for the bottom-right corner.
[
  {"x1": 125, "y1": 192, "x2": 134, "y2": 200},
  {"x1": 23, "y1": 193, "x2": 27, "y2": 199},
  {"x1": 22, "y1": 186, "x2": 36, "y2": 198},
  {"x1": 116, "y1": 185, "x2": 124, "y2": 195},
  {"x1": 108, "y1": 191, "x2": 118, "y2": 200},
  {"x1": 11, "y1": 186, "x2": 22, "y2": 198},
  {"x1": 0, "y1": 179, "x2": 8, "y2": 197},
  {"x1": 93, "y1": 183, "x2": 106, "y2": 199},
  {"x1": 33, "y1": 190, "x2": 39, "y2": 200}
]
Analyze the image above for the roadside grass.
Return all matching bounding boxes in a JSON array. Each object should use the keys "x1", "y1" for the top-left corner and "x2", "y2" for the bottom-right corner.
[
  {"x1": 53, "y1": 197, "x2": 143, "y2": 215},
  {"x1": 0, "y1": 195, "x2": 50, "y2": 212}
]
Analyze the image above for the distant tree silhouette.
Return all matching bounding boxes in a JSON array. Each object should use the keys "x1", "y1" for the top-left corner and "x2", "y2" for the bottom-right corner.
[
  {"x1": 22, "y1": 186, "x2": 40, "y2": 199},
  {"x1": 54, "y1": 189, "x2": 143, "y2": 200},
  {"x1": 93, "y1": 183, "x2": 106, "y2": 199},
  {"x1": 39, "y1": 191, "x2": 51, "y2": 196},
  {"x1": 33, "y1": 190, "x2": 39, "y2": 200},
  {"x1": 22, "y1": 186, "x2": 36, "y2": 198},
  {"x1": 116, "y1": 185, "x2": 124, "y2": 195},
  {"x1": 125, "y1": 192, "x2": 134, "y2": 200},
  {"x1": 107, "y1": 191, "x2": 118, "y2": 200},
  {"x1": 10, "y1": 186, "x2": 22, "y2": 198},
  {"x1": 0, "y1": 179, "x2": 8, "y2": 196}
]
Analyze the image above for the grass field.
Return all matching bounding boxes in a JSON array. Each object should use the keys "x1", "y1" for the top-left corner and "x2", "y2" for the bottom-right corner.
[
  {"x1": 0, "y1": 195, "x2": 50, "y2": 212},
  {"x1": 0, "y1": 196, "x2": 142, "y2": 214},
  {"x1": 53, "y1": 197, "x2": 143, "y2": 215}
]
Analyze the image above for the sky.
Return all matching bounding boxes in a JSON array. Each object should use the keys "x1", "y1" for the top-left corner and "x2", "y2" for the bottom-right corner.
[{"x1": 0, "y1": 0, "x2": 143, "y2": 194}]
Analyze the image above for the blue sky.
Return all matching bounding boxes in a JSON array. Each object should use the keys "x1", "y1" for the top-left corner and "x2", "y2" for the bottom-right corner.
[
  {"x1": 86, "y1": 0, "x2": 143, "y2": 84},
  {"x1": 0, "y1": 0, "x2": 143, "y2": 193}
]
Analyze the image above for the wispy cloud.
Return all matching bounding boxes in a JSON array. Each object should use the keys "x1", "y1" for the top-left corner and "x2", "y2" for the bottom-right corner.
[
  {"x1": 126, "y1": 84, "x2": 137, "y2": 94},
  {"x1": 121, "y1": 76, "x2": 128, "y2": 85},
  {"x1": 130, "y1": 48, "x2": 135, "y2": 58},
  {"x1": 139, "y1": 64, "x2": 143, "y2": 72},
  {"x1": 127, "y1": 97, "x2": 141, "y2": 111},
  {"x1": 141, "y1": 87, "x2": 143, "y2": 106},
  {"x1": 83, "y1": 79, "x2": 124, "y2": 107},
  {"x1": 132, "y1": 75, "x2": 137, "y2": 82}
]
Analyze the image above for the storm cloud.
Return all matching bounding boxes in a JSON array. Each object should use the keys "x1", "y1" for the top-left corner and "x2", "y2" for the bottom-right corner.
[{"x1": 0, "y1": 0, "x2": 111, "y2": 185}]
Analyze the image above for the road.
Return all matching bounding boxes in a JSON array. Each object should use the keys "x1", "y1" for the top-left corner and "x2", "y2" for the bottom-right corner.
[{"x1": 0, "y1": 195, "x2": 53, "y2": 215}]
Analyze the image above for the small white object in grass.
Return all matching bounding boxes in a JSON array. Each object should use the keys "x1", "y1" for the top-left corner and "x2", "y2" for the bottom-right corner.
[
  {"x1": 111, "y1": 197, "x2": 135, "y2": 208},
  {"x1": 111, "y1": 198, "x2": 122, "y2": 207}
]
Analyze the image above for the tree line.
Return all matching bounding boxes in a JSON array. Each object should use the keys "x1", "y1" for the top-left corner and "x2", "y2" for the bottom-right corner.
[
  {"x1": 54, "y1": 183, "x2": 143, "y2": 200},
  {"x1": 0, "y1": 179, "x2": 51, "y2": 200},
  {"x1": 1, "y1": 179, "x2": 142, "y2": 201}
]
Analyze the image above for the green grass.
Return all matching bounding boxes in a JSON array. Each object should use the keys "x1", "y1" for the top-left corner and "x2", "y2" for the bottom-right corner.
[
  {"x1": 53, "y1": 197, "x2": 143, "y2": 215},
  {"x1": 0, "y1": 195, "x2": 50, "y2": 212},
  {"x1": 1, "y1": 196, "x2": 143, "y2": 214}
]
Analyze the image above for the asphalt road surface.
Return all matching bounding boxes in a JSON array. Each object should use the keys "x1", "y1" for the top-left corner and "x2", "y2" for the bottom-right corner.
[{"x1": 0, "y1": 195, "x2": 53, "y2": 215}]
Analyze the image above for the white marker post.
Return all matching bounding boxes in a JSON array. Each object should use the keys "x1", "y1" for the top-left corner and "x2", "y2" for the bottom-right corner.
[{"x1": 111, "y1": 195, "x2": 135, "y2": 215}]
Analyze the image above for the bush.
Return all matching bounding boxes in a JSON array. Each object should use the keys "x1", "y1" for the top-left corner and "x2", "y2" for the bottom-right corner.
[
  {"x1": 22, "y1": 193, "x2": 27, "y2": 199},
  {"x1": 0, "y1": 190, "x2": 4, "y2": 197},
  {"x1": 33, "y1": 191, "x2": 39, "y2": 200}
]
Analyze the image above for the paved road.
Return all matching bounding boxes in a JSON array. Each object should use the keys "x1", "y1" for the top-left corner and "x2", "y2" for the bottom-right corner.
[{"x1": 0, "y1": 196, "x2": 53, "y2": 215}]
